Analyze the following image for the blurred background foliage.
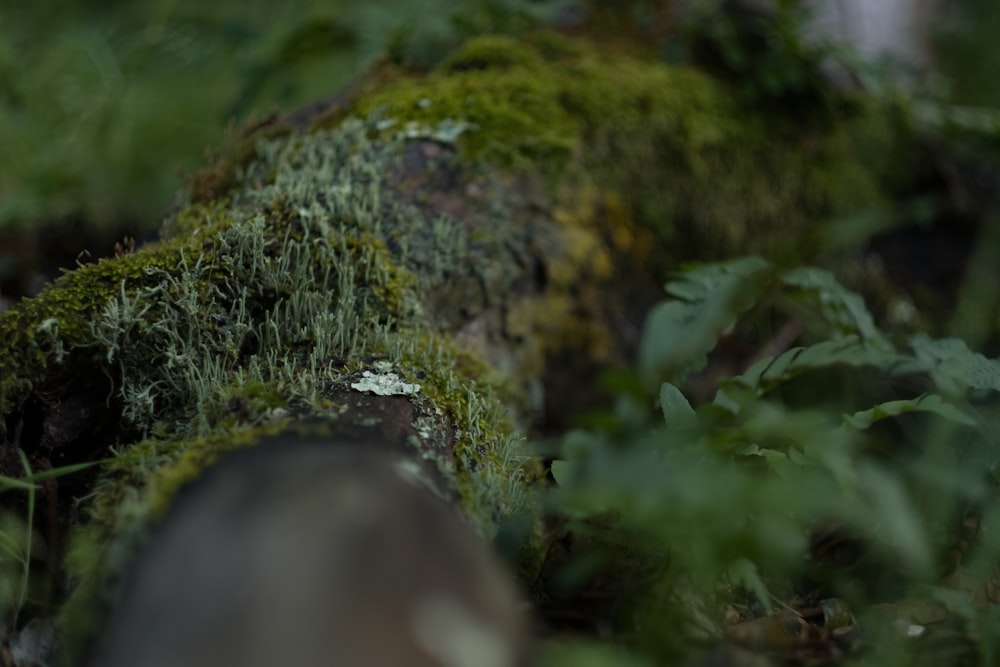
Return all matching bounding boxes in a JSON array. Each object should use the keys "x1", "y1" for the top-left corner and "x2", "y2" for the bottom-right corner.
[
  {"x1": 935, "y1": 0, "x2": 1000, "y2": 110},
  {"x1": 0, "y1": 0, "x2": 565, "y2": 233},
  {"x1": 2, "y1": 0, "x2": 997, "y2": 239}
]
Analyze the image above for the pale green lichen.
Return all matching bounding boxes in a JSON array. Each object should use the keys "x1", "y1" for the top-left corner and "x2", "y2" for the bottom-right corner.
[
  {"x1": 96, "y1": 112, "x2": 522, "y2": 511},
  {"x1": 351, "y1": 364, "x2": 421, "y2": 396},
  {"x1": 34, "y1": 111, "x2": 543, "y2": 652},
  {"x1": 0, "y1": 31, "x2": 919, "y2": 662},
  {"x1": 0, "y1": 110, "x2": 534, "y2": 663}
]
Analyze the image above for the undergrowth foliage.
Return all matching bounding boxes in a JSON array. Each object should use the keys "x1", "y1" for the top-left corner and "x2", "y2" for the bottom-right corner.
[{"x1": 546, "y1": 257, "x2": 1000, "y2": 665}]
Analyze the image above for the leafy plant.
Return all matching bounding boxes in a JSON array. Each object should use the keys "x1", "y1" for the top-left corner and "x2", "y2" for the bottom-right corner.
[
  {"x1": 544, "y1": 256, "x2": 1000, "y2": 665},
  {"x1": 0, "y1": 455, "x2": 106, "y2": 631}
]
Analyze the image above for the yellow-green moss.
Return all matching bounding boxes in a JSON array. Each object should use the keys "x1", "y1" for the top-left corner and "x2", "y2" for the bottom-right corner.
[
  {"x1": 353, "y1": 33, "x2": 907, "y2": 266},
  {"x1": 0, "y1": 237, "x2": 202, "y2": 416},
  {"x1": 355, "y1": 33, "x2": 733, "y2": 174},
  {"x1": 384, "y1": 328, "x2": 541, "y2": 531}
]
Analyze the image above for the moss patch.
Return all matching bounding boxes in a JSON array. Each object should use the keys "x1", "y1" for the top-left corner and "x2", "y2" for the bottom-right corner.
[
  {"x1": 354, "y1": 34, "x2": 731, "y2": 174},
  {"x1": 354, "y1": 33, "x2": 909, "y2": 266}
]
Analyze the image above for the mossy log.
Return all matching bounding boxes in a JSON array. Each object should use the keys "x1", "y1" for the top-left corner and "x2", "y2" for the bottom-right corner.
[{"x1": 0, "y1": 32, "x2": 909, "y2": 665}]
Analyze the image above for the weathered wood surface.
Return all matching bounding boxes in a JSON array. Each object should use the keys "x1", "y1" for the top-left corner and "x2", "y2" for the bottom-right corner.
[{"x1": 90, "y1": 437, "x2": 528, "y2": 667}]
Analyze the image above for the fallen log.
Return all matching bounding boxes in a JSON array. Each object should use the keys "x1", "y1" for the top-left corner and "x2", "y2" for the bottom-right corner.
[{"x1": 0, "y1": 32, "x2": 908, "y2": 665}]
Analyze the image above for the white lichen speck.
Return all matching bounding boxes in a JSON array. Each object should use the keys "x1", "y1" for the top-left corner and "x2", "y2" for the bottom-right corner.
[{"x1": 351, "y1": 365, "x2": 421, "y2": 397}]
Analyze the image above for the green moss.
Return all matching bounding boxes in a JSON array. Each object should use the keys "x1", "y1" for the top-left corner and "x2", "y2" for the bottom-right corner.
[
  {"x1": 381, "y1": 328, "x2": 540, "y2": 534},
  {"x1": 88, "y1": 417, "x2": 292, "y2": 528},
  {"x1": 0, "y1": 238, "x2": 200, "y2": 417},
  {"x1": 354, "y1": 33, "x2": 908, "y2": 265},
  {"x1": 354, "y1": 33, "x2": 732, "y2": 172},
  {"x1": 438, "y1": 34, "x2": 548, "y2": 73}
]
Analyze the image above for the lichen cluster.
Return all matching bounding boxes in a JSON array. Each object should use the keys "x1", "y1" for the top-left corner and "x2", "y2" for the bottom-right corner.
[{"x1": 1, "y1": 112, "x2": 548, "y2": 656}]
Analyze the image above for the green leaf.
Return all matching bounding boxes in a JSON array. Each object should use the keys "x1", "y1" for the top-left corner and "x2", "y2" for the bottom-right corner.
[
  {"x1": 721, "y1": 337, "x2": 908, "y2": 398},
  {"x1": 929, "y1": 586, "x2": 977, "y2": 619},
  {"x1": 0, "y1": 477, "x2": 38, "y2": 493},
  {"x1": 901, "y1": 335, "x2": 1000, "y2": 395},
  {"x1": 640, "y1": 257, "x2": 773, "y2": 388},
  {"x1": 550, "y1": 459, "x2": 571, "y2": 486},
  {"x1": 782, "y1": 265, "x2": 888, "y2": 346},
  {"x1": 843, "y1": 394, "x2": 976, "y2": 430},
  {"x1": 0, "y1": 527, "x2": 25, "y2": 563},
  {"x1": 20, "y1": 459, "x2": 109, "y2": 484},
  {"x1": 851, "y1": 465, "x2": 933, "y2": 577},
  {"x1": 0, "y1": 458, "x2": 109, "y2": 495},
  {"x1": 790, "y1": 338, "x2": 904, "y2": 372},
  {"x1": 0, "y1": 459, "x2": 112, "y2": 493},
  {"x1": 664, "y1": 256, "x2": 771, "y2": 300},
  {"x1": 729, "y1": 558, "x2": 772, "y2": 612},
  {"x1": 660, "y1": 382, "x2": 696, "y2": 427}
]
